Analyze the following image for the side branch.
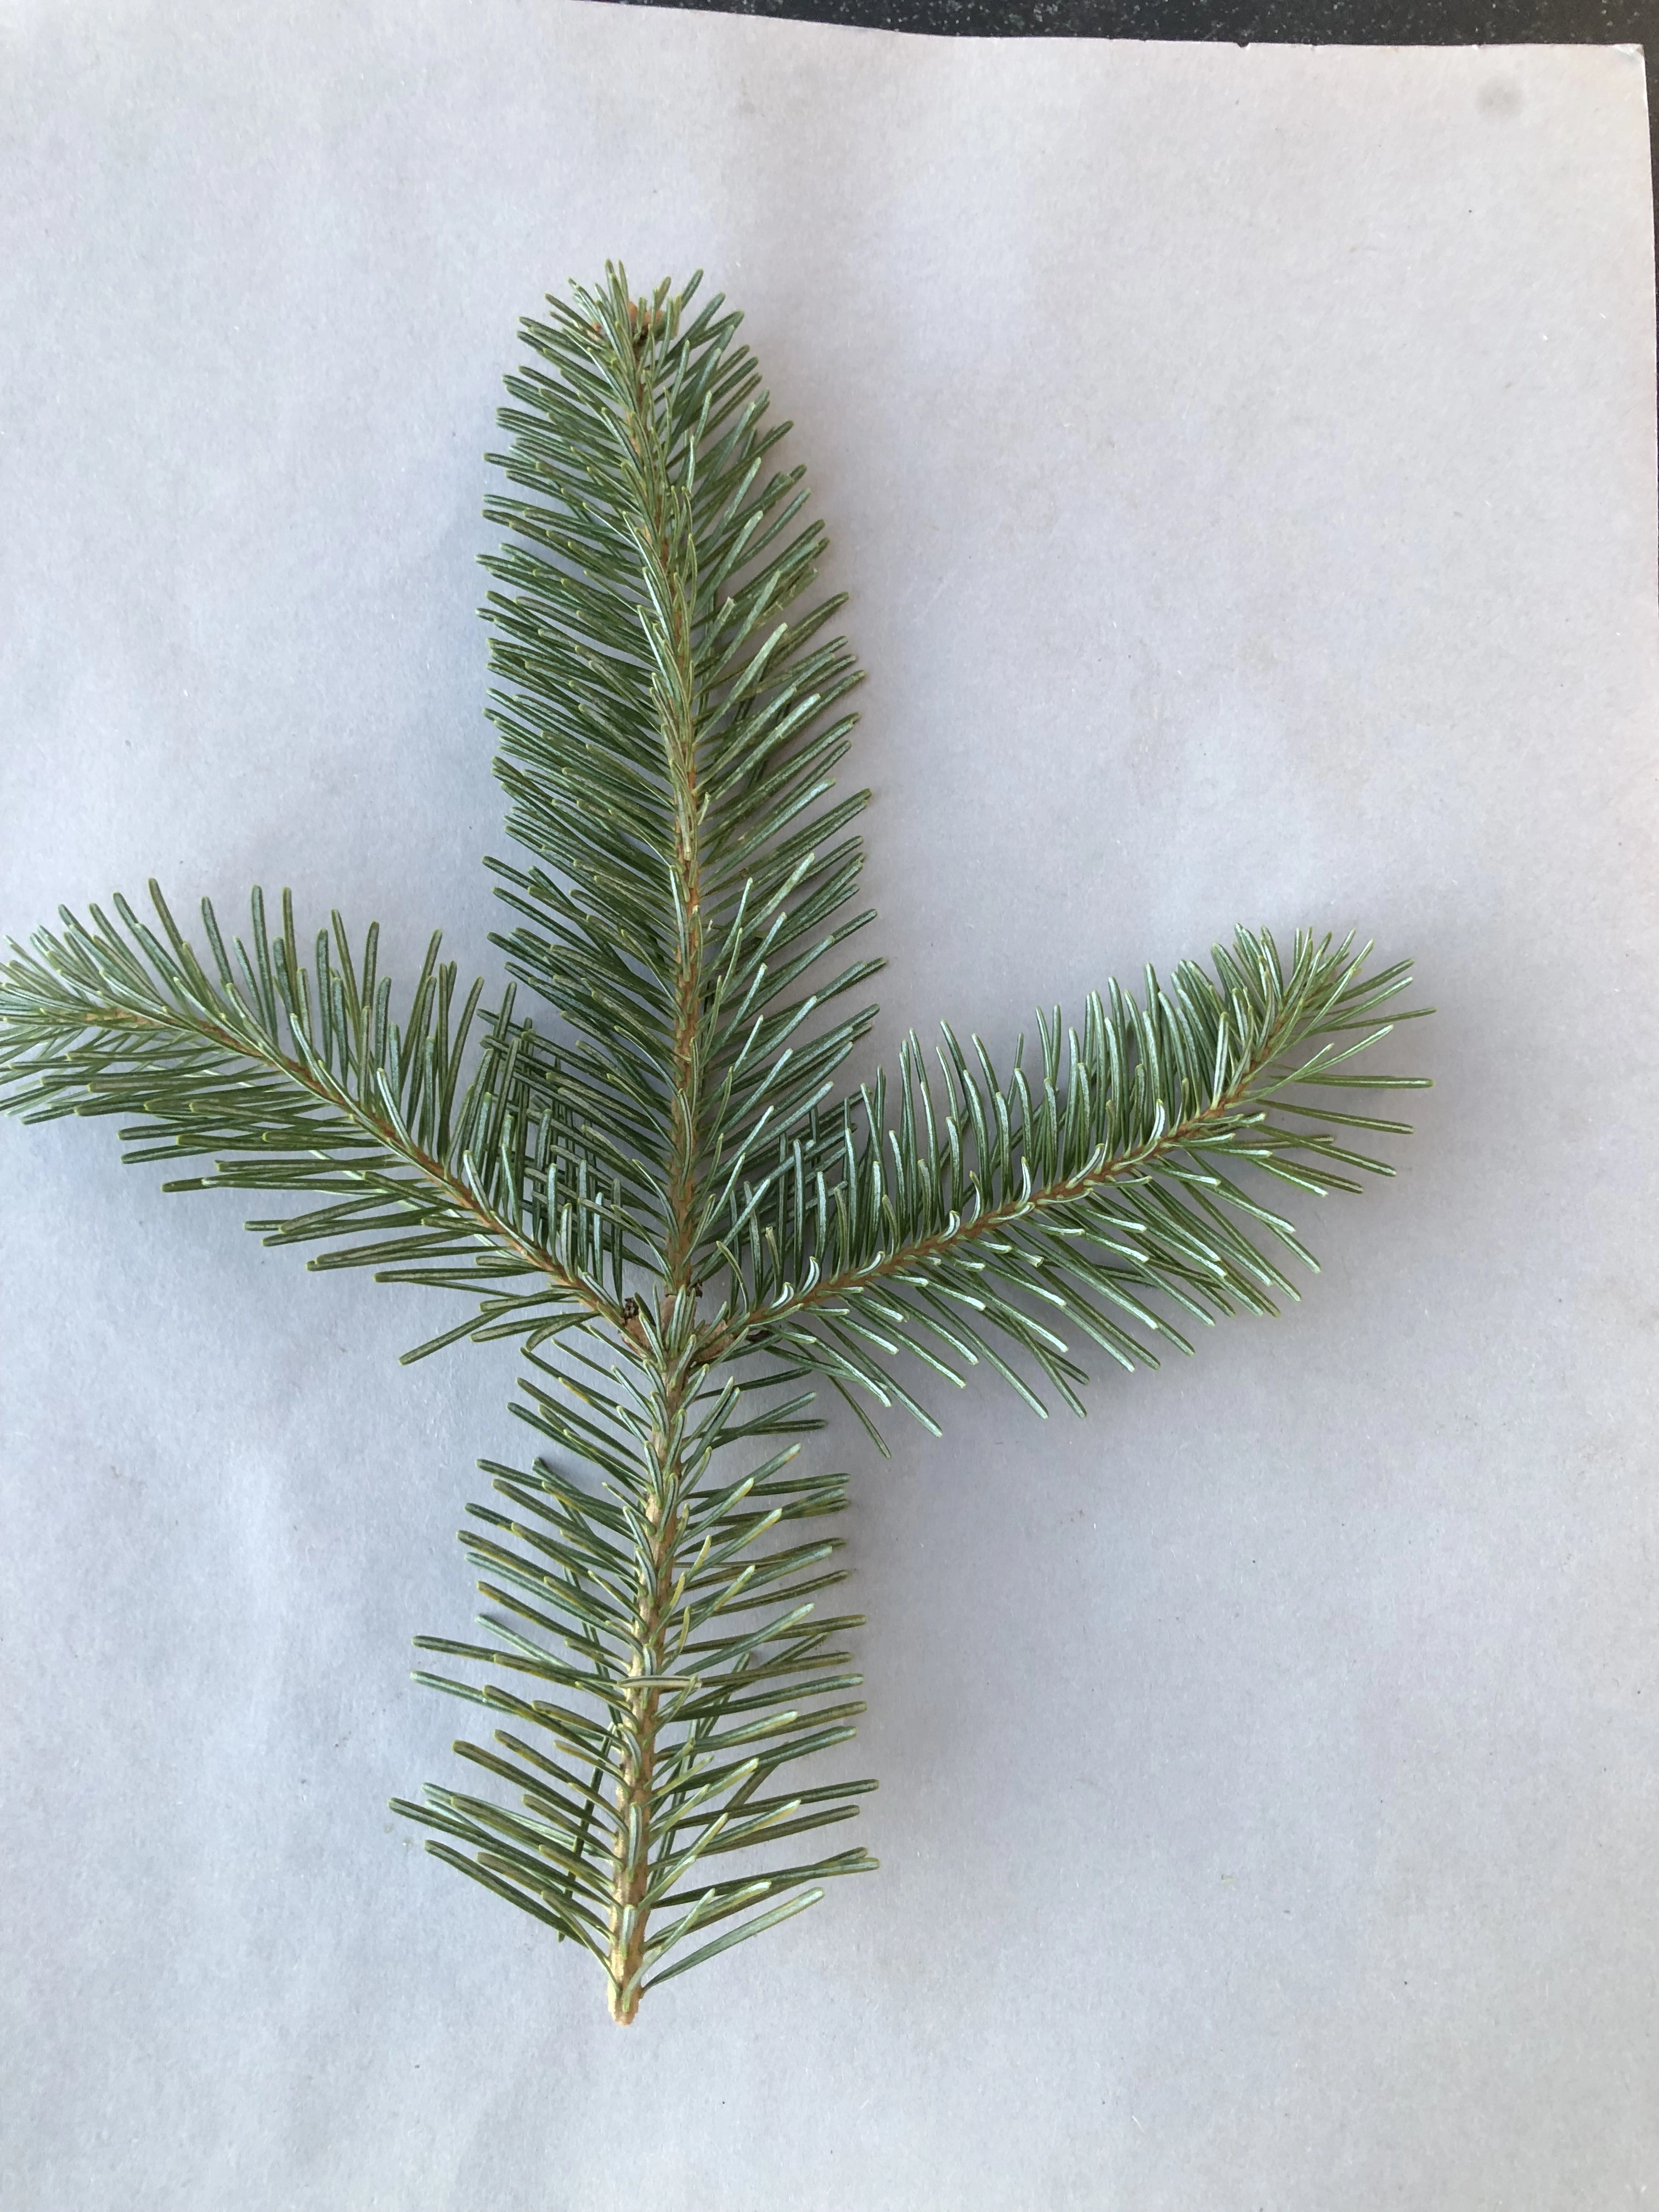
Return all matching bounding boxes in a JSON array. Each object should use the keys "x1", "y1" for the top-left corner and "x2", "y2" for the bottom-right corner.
[
  {"x1": 128, "y1": 996, "x2": 602, "y2": 1310},
  {"x1": 697, "y1": 928, "x2": 1430, "y2": 1416},
  {"x1": 0, "y1": 885, "x2": 627, "y2": 1342}
]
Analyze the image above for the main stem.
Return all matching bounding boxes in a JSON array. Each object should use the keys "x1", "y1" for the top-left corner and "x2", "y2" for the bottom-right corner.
[
  {"x1": 608, "y1": 295, "x2": 706, "y2": 2025},
  {"x1": 606, "y1": 1349, "x2": 687, "y2": 2023}
]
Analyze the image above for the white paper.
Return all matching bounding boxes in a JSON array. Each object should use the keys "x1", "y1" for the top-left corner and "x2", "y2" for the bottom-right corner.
[{"x1": 1, "y1": 9, "x2": 1654, "y2": 2205}]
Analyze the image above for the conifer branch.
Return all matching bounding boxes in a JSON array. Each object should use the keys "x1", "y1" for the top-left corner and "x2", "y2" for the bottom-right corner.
[{"x1": 0, "y1": 263, "x2": 1429, "y2": 2022}]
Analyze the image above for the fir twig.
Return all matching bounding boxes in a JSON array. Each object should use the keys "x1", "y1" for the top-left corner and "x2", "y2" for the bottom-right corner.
[{"x1": 0, "y1": 264, "x2": 1428, "y2": 2022}]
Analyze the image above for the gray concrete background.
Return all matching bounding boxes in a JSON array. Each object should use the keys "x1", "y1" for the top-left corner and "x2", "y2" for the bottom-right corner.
[{"x1": 0, "y1": 7, "x2": 1654, "y2": 2205}]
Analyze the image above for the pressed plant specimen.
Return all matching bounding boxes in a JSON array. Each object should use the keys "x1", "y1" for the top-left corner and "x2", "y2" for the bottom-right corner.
[{"x1": 0, "y1": 267, "x2": 1426, "y2": 2023}]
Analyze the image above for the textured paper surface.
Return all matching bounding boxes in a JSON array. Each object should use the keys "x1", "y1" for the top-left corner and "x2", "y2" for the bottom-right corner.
[{"x1": 1, "y1": 9, "x2": 1654, "y2": 2205}]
